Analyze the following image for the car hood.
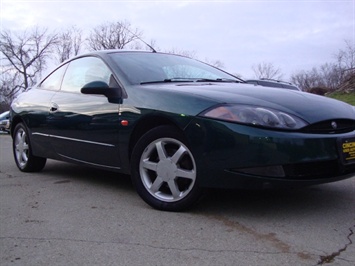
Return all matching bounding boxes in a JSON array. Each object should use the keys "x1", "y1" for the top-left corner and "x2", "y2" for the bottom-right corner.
[{"x1": 138, "y1": 82, "x2": 355, "y2": 124}]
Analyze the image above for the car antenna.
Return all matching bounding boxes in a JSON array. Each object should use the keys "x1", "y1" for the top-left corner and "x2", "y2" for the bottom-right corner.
[{"x1": 123, "y1": 25, "x2": 157, "y2": 53}]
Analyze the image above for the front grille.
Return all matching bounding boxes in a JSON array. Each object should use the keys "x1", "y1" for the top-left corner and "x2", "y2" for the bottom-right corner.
[{"x1": 301, "y1": 119, "x2": 355, "y2": 134}]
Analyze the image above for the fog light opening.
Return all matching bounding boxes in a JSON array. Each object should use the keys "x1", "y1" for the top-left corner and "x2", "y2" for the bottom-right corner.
[{"x1": 236, "y1": 165, "x2": 285, "y2": 177}]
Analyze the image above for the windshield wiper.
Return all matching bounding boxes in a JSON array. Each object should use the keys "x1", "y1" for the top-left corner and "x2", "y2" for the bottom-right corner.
[
  {"x1": 140, "y1": 78, "x2": 196, "y2": 85},
  {"x1": 195, "y1": 78, "x2": 242, "y2": 83},
  {"x1": 140, "y1": 77, "x2": 244, "y2": 85}
]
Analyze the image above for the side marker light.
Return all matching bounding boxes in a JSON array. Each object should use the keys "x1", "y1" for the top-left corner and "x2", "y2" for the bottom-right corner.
[{"x1": 121, "y1": 120, "x2": 129, "y2": 126}]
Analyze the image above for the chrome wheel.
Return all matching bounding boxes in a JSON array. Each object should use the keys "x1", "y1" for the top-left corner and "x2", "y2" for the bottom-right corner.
[
  {"x1": 139, "y1": 137, "x2": 196, "y2": 202},
  {"x1": 14, "y1": 127, "x2": 29, "y2": 169},
  {"x1": 12, "y1": 123, "x2": 46, "y2": 172},
  {"x1": 131, "y1": 125, "x2": 201, "y2": 211}
]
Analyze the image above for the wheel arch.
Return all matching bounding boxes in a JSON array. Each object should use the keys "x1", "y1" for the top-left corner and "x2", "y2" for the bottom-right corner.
[
  {"x1": 10, "y1": 115, "x2": 25, "y2": 138},
  {"x1": 128, "y1": 115, "x2": 185, "y2": 161}
]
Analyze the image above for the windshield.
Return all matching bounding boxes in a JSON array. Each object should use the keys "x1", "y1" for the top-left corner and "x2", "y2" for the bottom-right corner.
[{"x1": 110, "y1": 52, "x2": 240, "y2": 85}]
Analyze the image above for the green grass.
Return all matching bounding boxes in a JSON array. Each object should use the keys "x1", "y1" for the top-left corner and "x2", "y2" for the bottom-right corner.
[{"x1": 327, "y1": 92, "x2": 355, "y2": 106}]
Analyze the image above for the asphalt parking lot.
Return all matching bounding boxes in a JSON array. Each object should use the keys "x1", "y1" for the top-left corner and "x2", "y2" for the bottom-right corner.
[{"x1": 0, "y1": 134, "x2": 354, "y2": 265}]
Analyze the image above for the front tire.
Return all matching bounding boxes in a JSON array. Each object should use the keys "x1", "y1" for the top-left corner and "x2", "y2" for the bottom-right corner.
[
  {"x1": 131, "y1": 126, "x2": 201, "y2": 211},
  {"x1": 13, "y1": 123, "x2": 46, "y2": 172}
]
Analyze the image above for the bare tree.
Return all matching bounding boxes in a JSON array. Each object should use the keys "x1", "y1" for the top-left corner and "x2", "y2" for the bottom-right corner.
[
  {"x1": 204, "y1": 58, "x2": 225, "y2": 69},
  {"x1": 335, "y1": 39, "x2": 355, "y2": 87},
  {"x1": 291, "y1": 69, "x2": 320, "y2": 91},
  {"x1": 291, "y1": 40, "x2": 354, "y2": 92},
  {"x1": 0, "y1": 27, "x2": 58, "y2": 96},
  {"x1": 165, "y1": 48, "x2": 225, "y2": 68},
  {"x1": 291, "y1": 64, "x2": 343, "y2": 92},
  {"x1": 87, "y1": 21, "x2": 142, "y2": 50},
  {"x1": 252, "y1": 62, "x2": 283, "y2": 80},
  {"x1": 0, "y1": 71, "x2": 21, "y2": 109},
  {"x1": 129, "y1": 38, "x2": 158, "y2": 52},
  {"x1": 56, "y1": 26, "x2": 83, "y2": 63},
  {"x1": 336, "y1": 39, "x2": 355, "y2": 72},
  {"x1": 166, "y1": 48, "x2": 197, "y2": 59},
  {"x1": 319, "y1": 63, "x2": 343, "y2": 90}
]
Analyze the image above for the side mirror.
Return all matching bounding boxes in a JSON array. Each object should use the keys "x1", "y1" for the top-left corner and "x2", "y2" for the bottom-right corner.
[{"x1": 81, "y1": 81, "x2": 122, "y2": 104}]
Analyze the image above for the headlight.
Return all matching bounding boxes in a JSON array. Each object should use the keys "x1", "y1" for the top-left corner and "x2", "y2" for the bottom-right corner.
[{"x1": 200, "y1": 104, "x2": 308, "y2": 130}]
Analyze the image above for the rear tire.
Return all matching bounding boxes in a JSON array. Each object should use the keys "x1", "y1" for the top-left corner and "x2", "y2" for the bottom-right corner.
[
  {"x1": 131, "y1": 125, "x2": 201, "y2": 211},
  {"x1": 13, "y1": 123, "x2": 46, "y2": 172}
]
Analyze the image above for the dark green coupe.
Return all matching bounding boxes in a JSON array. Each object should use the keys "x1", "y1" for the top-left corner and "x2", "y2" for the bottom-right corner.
[{"x1": 10, "y1": 50, "x2": 355, "y2": 211}]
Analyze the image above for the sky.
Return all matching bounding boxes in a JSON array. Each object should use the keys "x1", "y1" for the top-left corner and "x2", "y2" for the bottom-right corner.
[{"x1": 1, "y1": 0, "x2": 354, "y2": 80}]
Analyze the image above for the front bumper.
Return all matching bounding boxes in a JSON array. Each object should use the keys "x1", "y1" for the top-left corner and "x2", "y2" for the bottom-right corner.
[{"x1": 184, "y1": 118, "x2": 355, "y2": 189}]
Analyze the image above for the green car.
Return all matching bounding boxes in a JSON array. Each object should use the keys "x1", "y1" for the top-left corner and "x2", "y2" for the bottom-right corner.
[{"x1": 10, "y1": 51, "x2": 355, "y2": 211}]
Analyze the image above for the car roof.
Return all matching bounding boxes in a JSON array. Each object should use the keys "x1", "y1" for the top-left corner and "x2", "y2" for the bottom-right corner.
[{"x1": 78, "y1": 49, "x2": 154, "y2": 57}]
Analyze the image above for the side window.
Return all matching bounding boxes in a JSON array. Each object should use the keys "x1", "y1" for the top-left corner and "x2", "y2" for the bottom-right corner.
[
  {"x1": 40, "y1": 64, "x2": 68, "y2": 91},
  {"x1": 61, "y1": 57, "x2": 111, "y2": 93}
]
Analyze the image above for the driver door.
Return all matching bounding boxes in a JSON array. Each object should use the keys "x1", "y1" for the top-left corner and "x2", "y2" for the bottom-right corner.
[{"x1": 48, "y1": 56, "x2": 122, "y2": 169}]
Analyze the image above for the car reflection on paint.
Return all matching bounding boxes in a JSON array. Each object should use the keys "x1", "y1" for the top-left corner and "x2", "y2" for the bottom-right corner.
[{"x1": 245, "y1": 78, "x2": 301, "y2": 91}]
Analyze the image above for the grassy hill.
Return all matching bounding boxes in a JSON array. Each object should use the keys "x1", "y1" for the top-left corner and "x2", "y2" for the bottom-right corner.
[
  {"x1": 325, "y1": 72, "x2": 354, "y2": 105},
  {"x1": 327, "y1": 91, "x2": 355, "y2": 106}
]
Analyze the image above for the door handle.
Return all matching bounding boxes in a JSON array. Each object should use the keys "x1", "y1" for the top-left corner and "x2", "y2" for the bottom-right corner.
[{"x1": 50, "y1": 103, "x2": 59, "y2": 113}]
